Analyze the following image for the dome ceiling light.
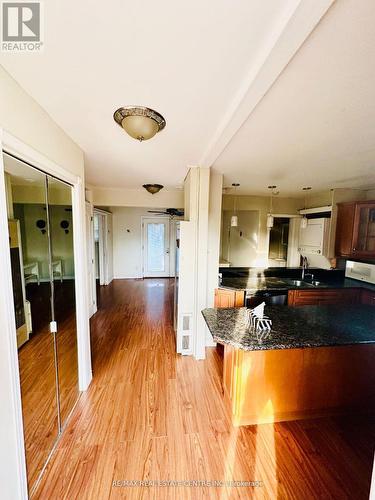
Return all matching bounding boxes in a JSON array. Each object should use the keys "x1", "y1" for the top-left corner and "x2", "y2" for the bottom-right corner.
[
  {"x1": 113, "y1": 106, "x2": 166, "y2": 142},
  {"x1": 143, "y1": 184, "x2": 164, "y2": 195}
]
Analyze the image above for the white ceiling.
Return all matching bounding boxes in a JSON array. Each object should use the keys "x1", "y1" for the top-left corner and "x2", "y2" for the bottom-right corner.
[
  {"x1": 0, "y1": 0, "x2": 294, "y2": 189},
  {"x1": 2, "y1": 0, "x2": 372, "y2": 198},
  {"x1": 214, "y1": 0, "x2": 375, "y2": 196}
]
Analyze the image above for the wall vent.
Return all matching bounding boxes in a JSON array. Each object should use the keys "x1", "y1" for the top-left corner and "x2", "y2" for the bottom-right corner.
[
  {"x1": 182, "y1": 315, "x2": 190, "y2": 331},
  {"x1": 177, "y1": 312, "x2": 193, "y2": 355}
]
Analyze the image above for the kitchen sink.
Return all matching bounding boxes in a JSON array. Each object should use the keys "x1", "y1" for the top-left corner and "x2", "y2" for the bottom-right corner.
[
  {"x1": 290, "y1": 280, "x2": 303, "y2": 286},
  {"x1": 286, "y1": 279, "x2": 313, "y2": 287},
  {"x1": 282, "y1": 278, "x2": 328, "y2": 288},
  {"x1": 284, "y1": 279, "x2": 325, "y2": 287}
]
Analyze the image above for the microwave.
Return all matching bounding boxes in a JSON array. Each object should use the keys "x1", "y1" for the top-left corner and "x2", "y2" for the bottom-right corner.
[
  {"x1": 345, "y1": 260, "x2": 375, "y2": 285},
  {"x1": 298, "y1": 218, "x2": 330, "y2": 256}
]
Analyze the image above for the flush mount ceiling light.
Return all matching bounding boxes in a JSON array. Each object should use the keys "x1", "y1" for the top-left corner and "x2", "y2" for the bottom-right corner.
[
  {"x1": 143, "y1": 184, "x2": 164, "y2": 195},
  {"x1": 113, "y1": 106, "x2": 166, "y2": 142}
]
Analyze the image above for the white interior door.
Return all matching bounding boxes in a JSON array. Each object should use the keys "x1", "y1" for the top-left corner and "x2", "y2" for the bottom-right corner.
[
  {"x1": 98, "y1": 214, "x2": 105, "y2": 285},
  {"x1": 85, "y1": 202, "x2": 97, "y2": 317},
  {"x1": 143, "y1": 218, "x2": 170, "y2": 277}
]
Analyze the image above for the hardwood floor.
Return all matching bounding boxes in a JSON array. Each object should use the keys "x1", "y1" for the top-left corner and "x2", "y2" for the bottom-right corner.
[{"x1": 33, "y1": 279, "x2": 375, "y2": 499}]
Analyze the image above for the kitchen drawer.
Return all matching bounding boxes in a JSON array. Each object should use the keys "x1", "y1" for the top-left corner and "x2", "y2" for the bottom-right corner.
[{"x1": 288, "y1": 289, "x2": 360, "y2": 306}]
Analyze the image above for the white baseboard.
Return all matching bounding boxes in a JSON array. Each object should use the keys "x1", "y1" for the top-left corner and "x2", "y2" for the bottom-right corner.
[{"x1": 113, "y1": 275, "x2": 142, "y2": 280}]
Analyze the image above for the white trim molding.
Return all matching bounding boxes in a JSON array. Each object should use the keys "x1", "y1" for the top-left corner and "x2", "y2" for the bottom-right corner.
[
  {"x1": 3, "y1": 131, "x2": 92, "y2": 391},
  {"x1": 0, "y1": 129, "x2": 28, "y2": 500},
  {"x1": 0, "y1": 129, "x2": 93, "y2": 497}
]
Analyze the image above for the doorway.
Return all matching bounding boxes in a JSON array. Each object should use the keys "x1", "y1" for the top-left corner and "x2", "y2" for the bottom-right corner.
[
  {"x1": 267, "y1": 215, "x2": 301, "y2": 267},
  {"x1": 142, "y1": 217, "x2": 170, "y2": 277},
  {"x1": 268, "y1": 217, "x2": 290, "y2": 267},
  {"x1": 93, "y1": 209, "x2": 112, "y2": 287},
  {"x1": 4, "y1": 151, "x2": 79, "y2": 495}
]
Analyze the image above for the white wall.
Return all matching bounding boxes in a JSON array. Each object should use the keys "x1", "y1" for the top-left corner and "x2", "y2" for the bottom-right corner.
[
  {"x1": 0, "y1": 66, "x2": 90, "y2": 499},
  {"x1": 107, "y1": 213, "x2": 114, "y2": 283},
  {"x1": 177, "y1": 168, "x2": 199, "y2": 356},
  {"x1": 206, "y1": 172, "x2": 223, "y2": 346},
  {"x1": 112, "y1": 207, "x2": 178, "y2": 279},
  {"x1": 177, "y1": 167, "x2": 210, "y2": 359}
]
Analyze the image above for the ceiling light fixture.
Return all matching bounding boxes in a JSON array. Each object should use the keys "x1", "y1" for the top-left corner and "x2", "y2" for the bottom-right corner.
[
  {"x1": 114, "y1": 106, "x2": 166, "y2": 142},
  {"x1": 267, "y1": 185, "x2": 279, "y2": 229},
  {"x1": 301, "y1": 187, "x2": 312, "y2": 229},
  {"x1": 143, "y1": 184, "x2": 164, "y2": 195},
  {"x1": 231, "y1": 183, "x2": 240, "y2": 227}
]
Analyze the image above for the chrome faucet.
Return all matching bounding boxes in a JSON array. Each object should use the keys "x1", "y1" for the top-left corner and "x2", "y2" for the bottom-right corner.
[
  {"x1": 302, "y1": 256, "x2": 308, "y2": 280},
  {"x1": 302, "y1": 256, "x2": 314, "y2": 281}
]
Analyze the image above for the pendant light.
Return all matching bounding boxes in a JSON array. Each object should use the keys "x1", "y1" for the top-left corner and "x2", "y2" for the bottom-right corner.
[
  {"x1": 267, "y1": 185, "x2": 278, "y2": 229},
  {"x1": 231, "y1": 183, "x2": 240, "y2": 227},
  {"x1": 301, "y1": 187, "x2": 312, "y2": 229}
]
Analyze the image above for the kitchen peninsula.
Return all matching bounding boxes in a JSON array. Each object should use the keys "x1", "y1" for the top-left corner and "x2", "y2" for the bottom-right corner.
[{"x1": 202, "y1": 304, "x2": 375, "y2": 426}]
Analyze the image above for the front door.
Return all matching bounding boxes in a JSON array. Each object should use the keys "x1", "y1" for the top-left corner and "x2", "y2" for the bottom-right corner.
[{"x1": 143, "y1": 218, "x2": 170, "y2": 277}]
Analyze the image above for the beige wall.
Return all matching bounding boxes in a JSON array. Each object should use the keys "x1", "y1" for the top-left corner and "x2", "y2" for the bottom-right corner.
[
  {"x1": 0, "y1": 67, "x2": 84, "y2": 176},
  {"x1": 222, "y1": 189, "x2": 375, "y2": 269},
  {"x1": 91, "y1": 186, "x2": 183, "y2": 209},
  {"x1": 221, "y1": 194, "x2": 301, "y2": 267},
  {"x1": 14, "y1": 203, "x2": 74, "y2": 279},
  {"x1": 11, "y1": 183, "x2": 72, "y2": 205},
  {"x1": 111, "y1": 206, "x2": 179, "y2": 279}
]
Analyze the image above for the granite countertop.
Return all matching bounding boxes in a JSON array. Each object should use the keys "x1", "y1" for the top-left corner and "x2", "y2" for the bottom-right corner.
[
  {"x1": 219, "y1": 277, "x2": 375, "y2": 294},
  {"x1": 202, "y1": 305, "x2": 375, "y2": 351}
]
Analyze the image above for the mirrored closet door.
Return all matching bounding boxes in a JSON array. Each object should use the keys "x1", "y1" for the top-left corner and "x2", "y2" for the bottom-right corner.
[
  {"x1": 3, "y1": 152, "x2": 79, "y2": 494},
  {"x1": 47, "y1": 175, "x2": 79, "y2": 427}
]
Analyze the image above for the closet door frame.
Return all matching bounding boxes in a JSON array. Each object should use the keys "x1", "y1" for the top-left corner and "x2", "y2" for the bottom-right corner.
[{"x1": 0, "y1": 129, "x2": 92, "y2": 499}]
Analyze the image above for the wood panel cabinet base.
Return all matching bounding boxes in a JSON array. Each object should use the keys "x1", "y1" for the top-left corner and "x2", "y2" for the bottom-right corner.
[
  {"x1": 222, "y1": 343, "x2": 375, "y2": 427},
  {"x1": 288, "y1": 288, "x2": 360, "y2": 306},
  {"x1": 214, "y1": 288, "x2": 244, "y2": 308}
]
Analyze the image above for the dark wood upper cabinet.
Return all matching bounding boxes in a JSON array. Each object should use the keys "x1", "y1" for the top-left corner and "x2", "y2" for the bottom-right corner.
[
  {"x1": 335, "y1": 201, "x2": 375, "y2": 259},
  {"x1": 335, "y1": 202, "x2": 356, "y2": 257}
]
